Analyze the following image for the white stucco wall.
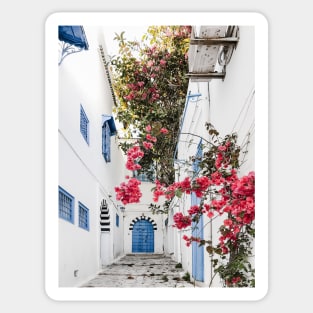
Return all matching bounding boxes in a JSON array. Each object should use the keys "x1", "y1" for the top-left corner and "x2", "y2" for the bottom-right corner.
[
  {"x1": 58, "y1": 26, "x2": 127, "y2": 287},
  {"x1": 169, "y1": 26, "x2": 255, "y2": 287}
]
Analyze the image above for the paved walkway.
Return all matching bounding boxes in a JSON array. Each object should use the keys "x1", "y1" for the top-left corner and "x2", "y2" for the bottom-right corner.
[{"x1": 80, "y1": 254, "x2": 195, "y2": 288}]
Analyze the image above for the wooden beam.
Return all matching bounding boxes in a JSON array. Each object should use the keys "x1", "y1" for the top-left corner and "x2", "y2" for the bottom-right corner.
[
  {"x1": 186, "y1": 72, "x2": 226, "y2": 80},
  {"x1": 190, "y1": 37, "x2": 239, "y2": 46}
]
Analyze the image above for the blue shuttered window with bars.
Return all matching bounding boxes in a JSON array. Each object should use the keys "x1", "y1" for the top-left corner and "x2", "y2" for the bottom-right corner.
[
  {"x1": 80, "y1": 105, "x2": 89, "y2": 144},
  {"x1": 78, "y1": 202, "x2": 89, "y2": 231},
  {"x1": 59, "y1": 186, "x2": 74, "y2": 224},
  {"x1": 102, "y1": 122, "x2": 111, "y2": 162},
  {"x1": 102, "y1": 115, "x2": 117, "y2": 162}
]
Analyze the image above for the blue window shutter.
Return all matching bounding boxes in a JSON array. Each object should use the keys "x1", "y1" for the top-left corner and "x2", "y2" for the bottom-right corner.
[
  {"x1": 80, "y1": 105, "x2": 89, "y2": 144},
  {"x1": 102, "y1": 115, "x2": 116, "y2": 162},
  {"x1": 105, "y1": 124, "x2": 111, "y2": 161},
  {"x1": 78, "y1": 202, "x2": 89, "y2": 231},
  {"x1": 59, "y1": 186, "x2": 75, "y2": 224},
  {"x1": 102, "y1": 122, "x2": 111, "y2": 162}
]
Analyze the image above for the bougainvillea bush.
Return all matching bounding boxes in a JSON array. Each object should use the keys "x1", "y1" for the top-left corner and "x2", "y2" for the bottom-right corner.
[
  {"x1": 110, "y1": 26, "x2": 191, "y2": 185},
  {"x1": 151, "y1": 123, "x2": 255, "y2": 287},
  {"x1": 114, "y1": 122, "x2": 255, "y2": 287},
  {"x1": 111, "y1": 26, "x2": 255, "y2": 287}
]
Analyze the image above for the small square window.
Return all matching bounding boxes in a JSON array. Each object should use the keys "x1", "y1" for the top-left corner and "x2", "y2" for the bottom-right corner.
[
  {"x1": 80, "y1": 105, "x2": 89, "y2": 144},
  {"x1": 78, "y1": 202, "x2": 89, "y2": 231},
  {"x1": 59, "y1": 186, "x2": 74, "y2": 224}
]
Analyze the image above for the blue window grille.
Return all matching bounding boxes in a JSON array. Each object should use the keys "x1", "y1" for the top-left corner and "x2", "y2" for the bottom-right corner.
[
  {"x1": 80, "y1": 105, "x2": 89, "y2": 144},
  {"x1": 78, "y1": 202, "x2": 89, "y2": 231},
  {"x1": 59, "y1": 186, "x2": 74, "y2": 224},
  {"x1": 116, "y1": 213, "x2": 120, "y2": 227},
  {"x1": 102, "y1": 115, "x2": 117, "y2": 162}
]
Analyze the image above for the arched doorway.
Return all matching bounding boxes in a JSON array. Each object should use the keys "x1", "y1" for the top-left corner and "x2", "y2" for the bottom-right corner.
[{"x1": 132, "y1": 219, "x2": 155, "y2": 253}]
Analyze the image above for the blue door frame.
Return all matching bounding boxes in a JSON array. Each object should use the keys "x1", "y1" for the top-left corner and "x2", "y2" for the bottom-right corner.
[
  {"x1": 191, "y1": 139, "x2": 204, "y2": 281},
  {"x1": 132, "y1": 220, "x2": 154, "y2": 253}
]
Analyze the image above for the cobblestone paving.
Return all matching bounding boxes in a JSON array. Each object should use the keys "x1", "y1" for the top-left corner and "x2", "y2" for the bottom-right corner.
[{"x1": 80, "y1": 254, "x2": 195, "y2": 288}]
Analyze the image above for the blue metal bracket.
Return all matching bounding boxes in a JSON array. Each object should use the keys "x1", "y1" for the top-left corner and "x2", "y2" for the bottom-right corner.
[{"x1": 58, "y1": 26, "x2": 89, "y2": 65}]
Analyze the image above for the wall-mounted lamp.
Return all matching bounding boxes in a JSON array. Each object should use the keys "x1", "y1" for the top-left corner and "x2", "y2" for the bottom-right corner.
[{"x1": 118, "y1": 205, "x2": 125, "y2": 213}]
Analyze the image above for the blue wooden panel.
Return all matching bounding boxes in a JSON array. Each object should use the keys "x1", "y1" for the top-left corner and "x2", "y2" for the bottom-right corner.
[
  {"x1": 132, "y1": 220, "x2": 154, "y2": 253},
  {"x1": 191, "y1": 192, "x2": 204, "y2": 282},
  {"x1": 191, "y1": 139, "x2": 204, "y2": 281}
]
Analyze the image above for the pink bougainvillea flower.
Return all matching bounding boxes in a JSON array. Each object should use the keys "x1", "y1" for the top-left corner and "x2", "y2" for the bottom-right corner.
[
  {"x1": 232, "y1": 276, "x2": 241, "y2": 284},
  {"x1": 187, "y1": 205, "x2": 201, "y2": 215},
  {"x1": 207, "y1": 211, "x2": 214, "y2": 218},
  {"x1": 115, "y1": 178, "x2": 142, "y2": 205},
  {"x1": 126, "y1": 159, "x2": 141, "y2": 171},
  {"x1": 173, "y1": 212, "x2": 192, "y2": 229},
  {"x1": 146, "y1": 134, "x2": 157, "y2": 142},
  {"x1": 152, "y1": 180, "x2": 165, "y2": 202},
  {"x1": 160, "y1": 127, "x2": 169, "y2": 134},
  {"x1": 223, "y1": 219, "x2": 233, "y2": 227},
  {"x1": 145, "y1": 125, "x2": 152, "y2": 132},
  {"x1": 147, "y1": 60, "x2": 154, "y2": 67},
  {"x1": 160, "y1": 59, "x2": 167, "y2": 66},
  {"x1": 143, "y1": 141, "x2": 154, "y2": 150}
]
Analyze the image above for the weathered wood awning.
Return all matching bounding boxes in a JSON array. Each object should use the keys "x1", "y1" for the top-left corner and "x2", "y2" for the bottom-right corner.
[{"x1": 187, "y1": 26, "x2": 239, "y2": 81}]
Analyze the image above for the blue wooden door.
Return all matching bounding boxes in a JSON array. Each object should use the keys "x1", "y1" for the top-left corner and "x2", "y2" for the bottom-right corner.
[
  {"x1": 132, "y1": 220, "x2": 154, "y2": 253},
  {"x1": 191, "y1": 139, "x2": 204, "y2": 281},
  {"x1": 191, "y1": 192, "x2": 204, "y2": 281}
]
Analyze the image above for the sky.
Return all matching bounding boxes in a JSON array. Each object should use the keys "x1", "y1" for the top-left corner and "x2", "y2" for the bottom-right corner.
[{"x1": 102, "y1": 25, "x2": 148, "y2": 57}]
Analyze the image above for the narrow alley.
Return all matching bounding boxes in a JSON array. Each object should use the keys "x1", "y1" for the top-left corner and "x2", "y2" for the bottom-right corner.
[{"x1": 80, "y1": 254, "x2": 195, "y2": 288}]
